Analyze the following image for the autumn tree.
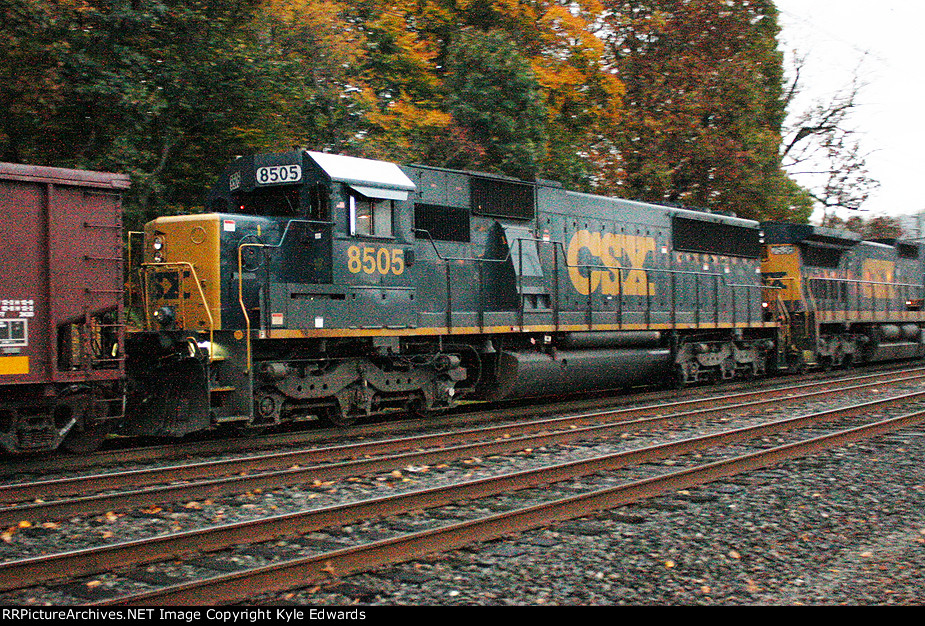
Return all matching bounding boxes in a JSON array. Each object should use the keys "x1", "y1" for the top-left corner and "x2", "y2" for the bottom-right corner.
[
  {"x1": 249, "y1": 0, "x2": 368, "y2": 154},
  {"x1": 341, "y1": 1, "x2": 624, "y2": 184},
  {"x1": 3, "y1": 0, "x2": 819, "y2": 228},
  {"x1": 527, "y1": 1, "x2": 625, "y2": 191},
  {"x1": 600, "y1": 0, "x2": 811, "y2": 221}
]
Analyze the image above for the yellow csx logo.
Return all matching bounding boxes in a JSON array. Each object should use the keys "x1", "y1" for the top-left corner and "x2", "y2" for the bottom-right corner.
[
  {"x1": 861, "y1": 259, "x2": 895, "y2": 299},
  {"x1": 566, "y1": 230, "x2": 656, "y2": 296}
]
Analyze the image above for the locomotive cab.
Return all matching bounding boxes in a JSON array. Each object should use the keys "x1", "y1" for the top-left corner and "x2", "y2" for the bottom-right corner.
[{"x1": 134, "y1": 150, "x2": 431, "y2": 433}]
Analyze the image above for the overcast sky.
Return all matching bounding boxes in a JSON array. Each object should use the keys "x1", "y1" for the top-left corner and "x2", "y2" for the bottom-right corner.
[{"x1": 774, "y1": 1, "x2": 925, "y2": 222}]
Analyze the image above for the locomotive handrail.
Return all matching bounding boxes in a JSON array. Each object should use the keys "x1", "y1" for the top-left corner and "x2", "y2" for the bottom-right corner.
[
  {"x1": 522, "y1": 236, "x2": 765, "y2": 288},
  {"x1": 274, "y1": 218, "x2": 335, "y2": 247},
  {"x1": 233, "y1": 218, "x2": 336, "y2": 372},
  {"x1": 803, "y1": 275, "x2": 923, "y2": 288},
  {"x1": 416, "y1": 228, "x2": 765, "y2": 286},
  {"x1": 530, "y1": 236, "x2": 765, "y2": 331},
  {"x1": 125, "y1": 230, "x2": 145, "y2": 316},
  {"x1": 412, "y1": 228, "x2": 513, "y2": 264},
  {"x1": 140, "y1": 261, "x2": 215, "y2": 360},
  {"x1": 237, "y1": 243, "x2": 268, "y2": 372},
  {"x1": 802, "y1": 274, "x2": 925, "y2": 324},
  {"x1": 420, "y1": 230, "x2": 765, "y2": 287},
  {"x1": 234, "y1": 218, "x2": 335, "y2": 372},
  {"x1": 415, "y1": 228, "x2": 765, "y2": 331}
]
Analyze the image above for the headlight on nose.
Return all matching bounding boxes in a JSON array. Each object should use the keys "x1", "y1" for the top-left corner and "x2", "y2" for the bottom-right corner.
[
  {"x1": 153, "y1": 305, "x2": 175, "y2": 328},
  {"x1": 152, "y1": 235, "x2": 165, "y2": 262}
]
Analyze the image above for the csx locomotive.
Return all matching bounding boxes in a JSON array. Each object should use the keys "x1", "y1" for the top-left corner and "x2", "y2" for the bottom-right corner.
[{"x1": 2, "y1": 150, "x2": 924, "y2": 453}]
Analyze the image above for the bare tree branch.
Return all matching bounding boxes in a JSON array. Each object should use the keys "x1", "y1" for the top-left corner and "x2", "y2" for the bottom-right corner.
[{"x1": 780, "y1": 58, "x2": 878, "y2": 219}]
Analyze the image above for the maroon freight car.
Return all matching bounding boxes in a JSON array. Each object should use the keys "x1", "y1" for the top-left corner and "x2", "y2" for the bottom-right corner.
[{"x1": 0, "y1": 163, "x2": 130, "y2": 453}]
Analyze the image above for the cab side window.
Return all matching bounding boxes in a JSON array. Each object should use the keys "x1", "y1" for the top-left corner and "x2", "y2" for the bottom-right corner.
[{"x1": 351, "y1": 195, "x2": 393, "y2": 238}]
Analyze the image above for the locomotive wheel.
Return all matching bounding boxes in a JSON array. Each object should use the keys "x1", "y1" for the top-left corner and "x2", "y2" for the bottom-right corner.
[
  {"x1": 320, "y1": 404, "x2": 358, "y2": 427},
  {"x1": 406, "y1": 395, "x2": 428, "y2": 419},
  {"x1": 56, "y1": 391, "x2": 107, "y2": 454},
  {"x1": 254, "y1": 387, "x2": 285, "y2": 425}
]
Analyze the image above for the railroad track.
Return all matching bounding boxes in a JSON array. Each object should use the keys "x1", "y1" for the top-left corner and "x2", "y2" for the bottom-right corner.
[
  {"x1": 1, "y1": 366, "x2": 923, "y2": 525},
  {"x1": 0, "y1": 366, "x2": 924, "y2": 604},
  {"x1": 5, "y1": 361, "x2": 921, "y2": 479}
]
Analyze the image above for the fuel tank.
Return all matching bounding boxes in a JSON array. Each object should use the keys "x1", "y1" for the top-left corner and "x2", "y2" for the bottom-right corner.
[{"x1": 488, "y1": 348, "x2": 672, "y2": 401}]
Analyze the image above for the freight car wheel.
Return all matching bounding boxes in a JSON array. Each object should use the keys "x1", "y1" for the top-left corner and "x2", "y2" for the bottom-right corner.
[{"x1": 56, "y1": 390, "x2": 107, "y2": 454}]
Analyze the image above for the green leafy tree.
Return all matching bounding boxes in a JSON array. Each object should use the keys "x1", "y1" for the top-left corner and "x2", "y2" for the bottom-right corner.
[
  {"x1": 1, "y1": 1, "x2": 373, "y2": 228},
  {"x1": 0, "y1": 0, "x2": 67, "y2": 164},
  {"x1": 1, "y1": 1, "x2": 277, "y2": 226},
  {"x1": 3, "y1": 0, "x2": 817, "y2": 227},
  {"x1": 250, "y1": 0, "x2": 368, "y2": 154},
  {"x1": 601, "y1": 0, "x2": 810, "y2": 221},
  {"x1": 443, "y1": 27, "x2": 548, "y2": 179}
]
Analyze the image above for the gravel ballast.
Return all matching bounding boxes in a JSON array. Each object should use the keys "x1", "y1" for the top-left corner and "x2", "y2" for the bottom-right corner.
[
  {"x1": 2, "y1": 385, "x2": 924, "y2": 606},
  {"x1": 272, "y1": 429, "x2": 925, "y2": 606}
]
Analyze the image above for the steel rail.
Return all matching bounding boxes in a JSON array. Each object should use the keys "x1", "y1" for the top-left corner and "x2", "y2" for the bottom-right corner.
[
  {"x1": 2, "y1": 389, "x2": 923, "y2": 595},
  {"x1": 4, "y1": 363, "x2": 921, "y2": 478},
  {"x1": 9, "y1": 367, "x2": 925, "y2": 500},
  {"x1": 88, "y1": 408, "x2": 925, "y2": 606},
  {"x1": 2, "y1": 376, "x2": 924, "y2": 527}
]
